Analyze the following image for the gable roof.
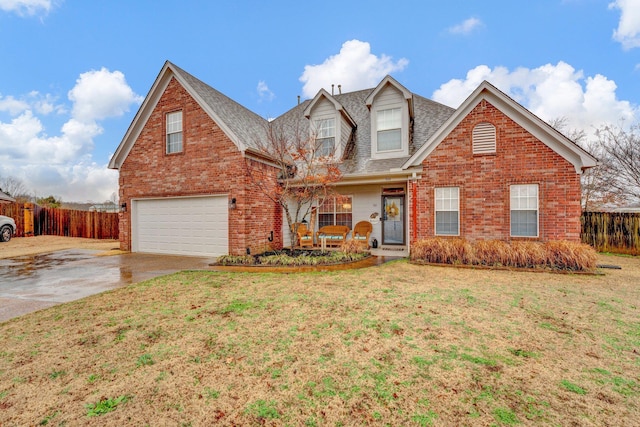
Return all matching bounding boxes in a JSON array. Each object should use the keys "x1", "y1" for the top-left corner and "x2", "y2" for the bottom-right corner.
[
  {"x1": 303, "y1": 88, "x2": 356, "y2": 128},
  {"x1": 365, "y1": 75, "x2": 415, "y2": 118},
  {"x1": 272, "y1": 86, "x2": 455, "y2": 178},
  {"x1": 109, "y1": 61, "x2": 269, "y2": 170},
  {"x1": 404, "y1": 80, "x2": 598, "y2": 174}
]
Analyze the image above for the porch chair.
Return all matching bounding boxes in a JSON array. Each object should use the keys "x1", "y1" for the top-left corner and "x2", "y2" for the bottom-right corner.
[
  {"x1": 292, "y1": 223, "x2": 314, "y2": 248},
  {"x1": 352, "y1": 221, "x2": 372, "y2": 249}
]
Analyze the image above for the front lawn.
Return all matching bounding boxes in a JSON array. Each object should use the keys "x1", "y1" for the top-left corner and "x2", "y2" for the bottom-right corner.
[{"x1": 0, "y1": 255, "x2": 638, "y2": 426}]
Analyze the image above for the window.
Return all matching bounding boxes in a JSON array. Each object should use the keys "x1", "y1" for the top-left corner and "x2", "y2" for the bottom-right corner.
[
  {"x1": 318, "y1": 196, "x2": 352, "y2": 228},
  {"x1": 314, "y1": 118, "x2": 335, "y2": 157},
  {"x1": 435, "y1": 187, "x2": 459, "y2": 235},
  {"x1": 510, "y1": 184, "x2": 538, "y2": 237},
  {"x1": 166, "y1": 111, "x2": 183, "y2": 154},
  {"x1": 377, "y1": 108, "x2": 401, "y2": 151},
  {"x1": 472, "y1": 122, "x2": 496, "y2": 154}
]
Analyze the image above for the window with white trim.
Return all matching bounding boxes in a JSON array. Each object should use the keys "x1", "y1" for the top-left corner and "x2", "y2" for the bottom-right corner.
[
  {"x1": 435, "y1": 187, "x2": 459, "y2": 235},
  {"x1": 376, "y1": 107, "x2": 402, "y2": 151},
  {"x1": 472, "y1": 122, "x2": 496, "y2": 154},
  {"x1": 314, "y1": 118, "x2": 335, "y2": 158},
  {"x1": 166, "y1": 111, "x2": 183, "y2": 154},
  {"x1": 510, "y1": 184, "x2": 538, "y2": 237},
  {"x1": 318, "y1": 196, "x2": 352, "y2": 228}
]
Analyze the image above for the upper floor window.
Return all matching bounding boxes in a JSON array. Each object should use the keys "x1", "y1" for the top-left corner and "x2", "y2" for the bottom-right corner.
[
  {"x1": 510, "y1": 184, "x2": 538, "y2": 237},
  {"x1": 472, "y1": 122, "x2": 496, "y2": 154},
  {"x1": 314, "y1": 118, "x2": 335, "y2": 158},
  {"x1": 166, "y1": 111, "x2": 183, "y2": 154},
  {"x1": 377, "y1": 108, "x2": 402, "y2": 152}
]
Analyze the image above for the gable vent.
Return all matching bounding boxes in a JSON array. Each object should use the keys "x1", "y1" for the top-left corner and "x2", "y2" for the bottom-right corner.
[{"x1": 472, "y1": 122, "x2": 496, "y2": 154}]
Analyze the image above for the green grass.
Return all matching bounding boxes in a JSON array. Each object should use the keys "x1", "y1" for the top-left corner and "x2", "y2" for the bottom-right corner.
[
  {"x1": 560, "y1": 380, "x2": 587, "y2": 395},
  {"x1": 85, "y1": 395, "x2": 131, "y2": 417}
]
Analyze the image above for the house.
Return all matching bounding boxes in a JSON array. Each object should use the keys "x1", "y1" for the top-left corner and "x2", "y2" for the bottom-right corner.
[
  {"x1": 108, "y1": 61, "x2": 597, "y2": 257},
  {"x1": 0, "y1": 190, "x2": 15, "y2": 204}
]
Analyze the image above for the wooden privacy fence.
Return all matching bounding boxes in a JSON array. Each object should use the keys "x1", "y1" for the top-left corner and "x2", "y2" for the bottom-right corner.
[
  {"x1": 0, "y1": 202, "x2": 118, "y2": 239},
  {"x1": 581, "y1": 211, "x2": 640, "y2": 255}
]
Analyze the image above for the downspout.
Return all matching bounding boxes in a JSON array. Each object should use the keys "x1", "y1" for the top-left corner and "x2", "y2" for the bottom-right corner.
[{"x1": 411, "y1": 175, "x2": 418, "y2": 243}]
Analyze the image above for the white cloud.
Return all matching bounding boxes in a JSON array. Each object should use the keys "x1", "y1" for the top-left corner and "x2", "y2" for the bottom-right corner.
[
  {"x1": 0, "y1": 95, "x2": 29, "y2": 115},
  {"x1": 610, "y1": 0, "x2": 640, "y2": 49},
  {"x1": 448, "y1": 17, "x2": 483, "y2": 35},
  {"x1": 432, "y1": 62, "x2": 638, "y2": 136},
  {"x1": 68, "y1": 68, "x2": 143, "y2": 122},
  {"x1": 0, "y1": 68, "x2": 141, "y2": 202},
  {"x1": 299, "y1": 39, "x2": 409, "y2": 99},
  {"x1": 0, "y1": 0, "x2": 53, "y2": 16},
  {"x1": 256, "y1": 80, "x2": 275, "y2": 102}
]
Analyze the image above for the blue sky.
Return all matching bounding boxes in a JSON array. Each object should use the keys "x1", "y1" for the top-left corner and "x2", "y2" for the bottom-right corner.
[{"x1": 1, "y1": 0, "x2": 639, "y2": 202}]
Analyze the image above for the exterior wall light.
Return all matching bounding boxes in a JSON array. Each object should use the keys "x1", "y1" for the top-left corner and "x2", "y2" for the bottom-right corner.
[
  {"x1": 229, "y1": 197, "x2": 237, "y2": 210},
  {"x1": 120, "y1": 202, "x2": 127, "y2": 213}
]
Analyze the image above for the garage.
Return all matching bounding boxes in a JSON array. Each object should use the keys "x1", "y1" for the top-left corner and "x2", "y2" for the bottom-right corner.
[{"x1": 132, "y1": 196, "x2": 228, "y2": 257}]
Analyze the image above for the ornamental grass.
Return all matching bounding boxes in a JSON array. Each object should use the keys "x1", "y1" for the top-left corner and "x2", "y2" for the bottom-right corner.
[{"x1": 410, "y1": 238, "x2": 598, "y2": 272}]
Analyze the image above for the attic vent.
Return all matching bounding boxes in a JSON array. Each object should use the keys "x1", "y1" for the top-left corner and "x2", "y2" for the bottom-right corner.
[{"x1": 472, "y1": 122, "x2": 496, "y2": 154}]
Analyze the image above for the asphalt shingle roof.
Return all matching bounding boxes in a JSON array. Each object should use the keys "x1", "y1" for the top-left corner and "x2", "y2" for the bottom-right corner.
[
  {"x1": 171, "y1": 63, "x2": 456, "y2": 174},
  {"x1": 170, "y1": 62, "x2": 269, "y2": 150},
  {"x1": 272, "y1": 88, "x2": 455, "y2": 175}
]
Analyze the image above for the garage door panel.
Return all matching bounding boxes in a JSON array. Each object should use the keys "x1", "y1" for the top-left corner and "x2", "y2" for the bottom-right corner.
[{"x1": 133, "y1": 196, "x2": 228, "y2": 257}]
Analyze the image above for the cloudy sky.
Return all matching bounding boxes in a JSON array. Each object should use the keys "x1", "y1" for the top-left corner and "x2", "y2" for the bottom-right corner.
[{"x1": 0, "y1": 0, "x2": 639, "y2": 202}]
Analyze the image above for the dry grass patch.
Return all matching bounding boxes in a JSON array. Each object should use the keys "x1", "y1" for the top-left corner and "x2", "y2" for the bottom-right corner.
[{"x1": 0, "y1": 255, "x2": 639, "y2": 426}]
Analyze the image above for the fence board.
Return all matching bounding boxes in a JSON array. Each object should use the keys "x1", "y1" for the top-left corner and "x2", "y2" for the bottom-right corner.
[
  {"x1": 0, "y1": 202, "x2": 26, "y2": 237},
  {"x1": 581, "y1": 211, "x2": 640, "y2": 255},
  {"x1": 1, "y1": 203, "x2": 118, "y2": 239}
]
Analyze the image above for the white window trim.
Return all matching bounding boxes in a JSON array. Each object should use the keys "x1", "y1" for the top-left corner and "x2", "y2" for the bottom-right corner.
[
  {"x1": 318, "y1": 195, "x2": 353, "y2": 228},
  {"x1": 371, "y1": 104, "x2": 409, "y2": 159},
  {"x1": 510, "y1": 184, "x2": 539, "y2": 238},
  {"x1": 434, "y1": 187, "x2": 460, "y2": 236},
  {"x1": 313, "y1": 117, "x2": 336, "y2": 158},
  {"x1": 166, "y1": 110, "x2": 183, "y2": 154},
  {"x1": 311, "y1": 113, "x2": 340, "y2": 159}
]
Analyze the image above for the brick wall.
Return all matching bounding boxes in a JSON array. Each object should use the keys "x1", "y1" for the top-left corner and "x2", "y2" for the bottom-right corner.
[
  {"x1": 118, "y1": 77, "x2": 282, "y2": 255},
  {"x1": 413, "y1": 99, "x2": 582, "y2": 243}
]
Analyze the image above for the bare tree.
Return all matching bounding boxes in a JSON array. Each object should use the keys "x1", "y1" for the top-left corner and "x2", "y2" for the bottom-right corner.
[
  {"x1": 246, "y1": 120, "x2": 343, "y2": 246},
  {"x1": 548, "y1": 117, "x2": 623, "y2": 211},
  {"x1": 595, "y1": 122, "x2": 640, "y2": 206},
  {"x1": 0, "y1": 175, "x2": 30, "y2": 202}
]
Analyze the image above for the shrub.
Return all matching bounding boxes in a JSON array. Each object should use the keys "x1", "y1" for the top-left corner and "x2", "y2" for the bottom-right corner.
[
  {"x1": 216, "y1": 255, "x2": 255, "y2": 265},
  {"x1": 473, "y1": 240, "x2": 512, "y2": 267},
  {"x1": 544, "y1": 240, "x2": 598, "y2": 272},
  {"x1": 411, "y1": 238, "x2": 598, "y2": 272},
  {"x1": 410, "y1": 238, "x2": 473, "y2": 265},
  {"x1": 341, "y1": 239, "x2": 366, "y2": 254}
]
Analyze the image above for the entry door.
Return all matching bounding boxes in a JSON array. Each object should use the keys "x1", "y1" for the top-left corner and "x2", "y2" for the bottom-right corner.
[{"x1": 382, "y1": 195, "x2": 405, "y2": 245}]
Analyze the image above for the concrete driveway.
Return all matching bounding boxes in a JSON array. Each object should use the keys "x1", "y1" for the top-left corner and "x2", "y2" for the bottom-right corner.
[{"x1": 0, "y1": 249, "x2": 214, "y2": 322}]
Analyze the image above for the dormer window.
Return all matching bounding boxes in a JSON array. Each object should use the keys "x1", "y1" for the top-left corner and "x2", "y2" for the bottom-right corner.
[
  {"x1": 366, "y1": 76, "x2": 413, "y2": 159},
  {"x1": 377, "y1": 108, "x2": 402, "y2": 151},
  {"x1": 315, "y1": 118, "x2": 335, "y2": 157}
]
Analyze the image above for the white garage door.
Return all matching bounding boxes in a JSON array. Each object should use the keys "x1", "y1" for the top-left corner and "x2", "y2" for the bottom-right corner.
[{"x1": 132, "y1": 196, "x2": 228, "y2": 257}]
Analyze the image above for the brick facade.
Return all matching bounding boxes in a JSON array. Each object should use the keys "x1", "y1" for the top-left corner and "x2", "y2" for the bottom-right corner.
[
  {"x1": 118, "y1": 77, "x2": 282, "y2": 255},
  {"x1": 412, "y1": 99, "x2": 582, "y2": 243}
]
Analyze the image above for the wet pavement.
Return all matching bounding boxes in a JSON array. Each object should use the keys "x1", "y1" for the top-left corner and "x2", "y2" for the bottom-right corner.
[{"x1": 0, "y1": 250, "x2": 214, "y2": 323}]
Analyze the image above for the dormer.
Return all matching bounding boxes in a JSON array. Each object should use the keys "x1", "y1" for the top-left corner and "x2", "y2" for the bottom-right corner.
[
  {"x1": 303, "y1": 89, "x2": 356, "y2": 160},
  {"x1": 365, "y1": 75, "x2": 414, "y2": 159}
]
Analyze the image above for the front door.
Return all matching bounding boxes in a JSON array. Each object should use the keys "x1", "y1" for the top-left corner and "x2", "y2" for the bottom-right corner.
[{"x1": 382, "y1": 194, "x2": 405, "y2": 245}]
